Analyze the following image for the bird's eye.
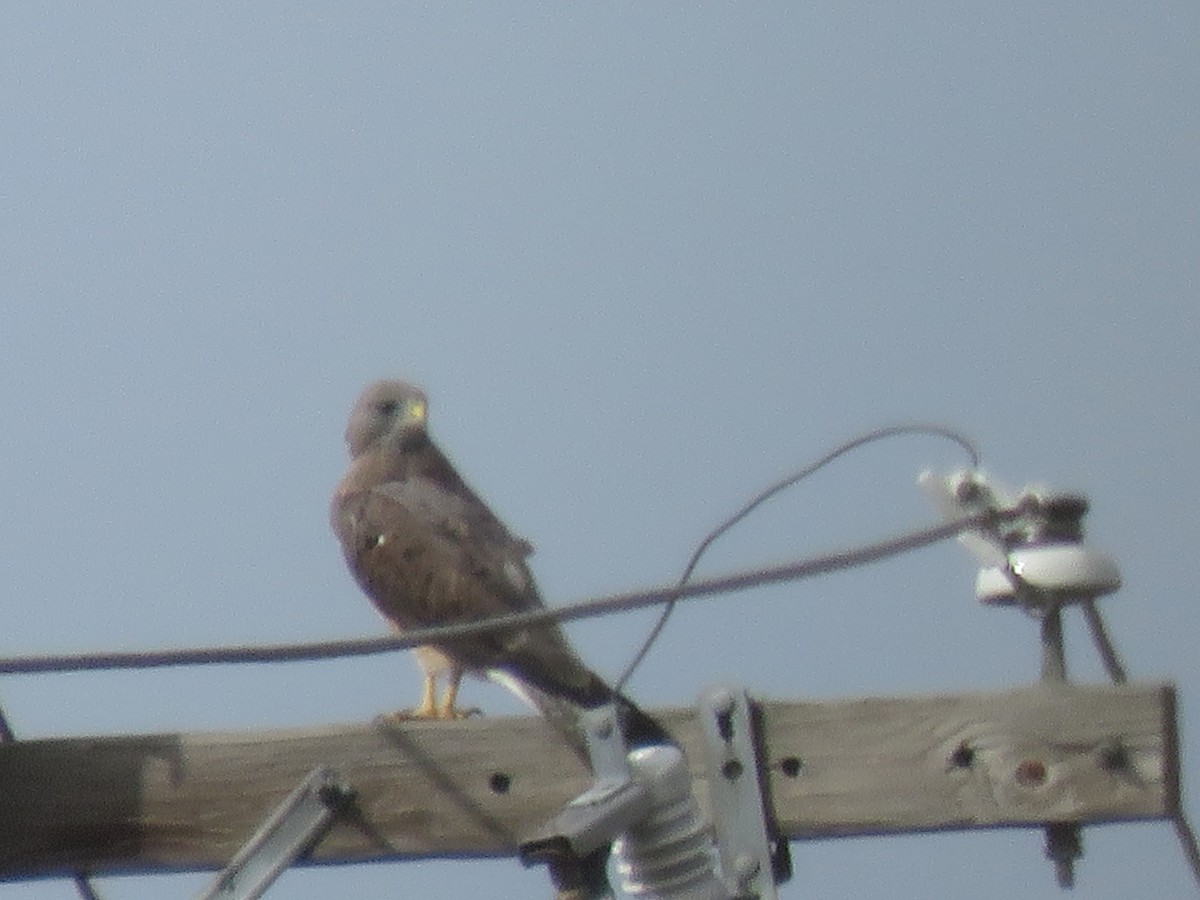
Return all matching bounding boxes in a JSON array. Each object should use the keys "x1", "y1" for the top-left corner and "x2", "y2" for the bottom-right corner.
[{"x1": 377, "y1": 400, "x2": 399, "y2": 416}]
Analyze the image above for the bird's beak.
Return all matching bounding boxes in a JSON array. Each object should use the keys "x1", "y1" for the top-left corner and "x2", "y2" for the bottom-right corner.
[{"x1": 408, "y1": 399, "x2": 427, "y2": 424}]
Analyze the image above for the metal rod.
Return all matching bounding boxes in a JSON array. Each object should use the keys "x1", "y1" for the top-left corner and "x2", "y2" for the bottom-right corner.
[
  {"x1": 1039, "y1": 605, "x2": 1067, "y2": 683},
  {"x1": 1081, "y1": 600, "x2": 1128, "y2": 684},
  {"x1": 72, "y1": 874, "x2": 102, "y2": 900},
  {"x1": 1172, "y1": 815, "x2": 1200, "y2": 890}
]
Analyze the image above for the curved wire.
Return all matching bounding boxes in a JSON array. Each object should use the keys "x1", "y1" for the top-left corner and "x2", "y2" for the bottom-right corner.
[
  {"x1": 0, "y1": 423, "x2": 979, "y2": 682},
  {"x1": 615, "y1": 423, "x2": 980, "y2": 690}
]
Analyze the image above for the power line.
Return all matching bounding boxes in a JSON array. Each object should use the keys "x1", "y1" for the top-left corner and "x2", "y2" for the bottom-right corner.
[{"x1": 0, "y1": 510, "x2": 1003, "y2": 677}]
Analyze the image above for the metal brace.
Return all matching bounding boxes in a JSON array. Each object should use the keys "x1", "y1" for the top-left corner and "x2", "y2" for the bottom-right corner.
[
  {"x1": 519, "y1": 704, "x2": 655, "y2": 896},
  {"x1": 519, "y1": 703, "x2": 655, "y2": 859},
  {"x1": 195, "y1": 766, "x2": 353, "y2": 900},
  {"x1": 522, "y1": 703, "x2": 733, "y2": 899},
  {"x1": 699, "y1": 687, "x2": 789, "y2": 900}
]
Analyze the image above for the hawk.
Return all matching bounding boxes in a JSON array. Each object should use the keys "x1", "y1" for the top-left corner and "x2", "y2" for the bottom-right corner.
[{"x1": 330, "y1": 379, "x2": 669, "y2": 752}]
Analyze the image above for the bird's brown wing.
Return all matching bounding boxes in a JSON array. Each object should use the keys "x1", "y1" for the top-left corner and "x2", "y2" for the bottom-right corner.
[{"x1": 332, "y1": 476, "x2": 608, "y2": 706}]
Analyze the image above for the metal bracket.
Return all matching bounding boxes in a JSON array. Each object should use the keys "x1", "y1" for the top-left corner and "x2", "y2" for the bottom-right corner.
[
  {"x1": 195, "y1": 766, "x2": 353, "y2": 900},
  {"x1": 582, "y1": 703, "x2": 636, "y2": 794},
  {"x1": 522, "y1": 703, "x2": 732, "y2": 899},
  {"x1": 519, "y1": 703, "x2": 655, "y2": 898},
  {"x1": 527, "y1": 704, "x2": 655, "y2": 859},
  {"x1": 699, "y1": 687, "x2": 787, "y2": 899}
]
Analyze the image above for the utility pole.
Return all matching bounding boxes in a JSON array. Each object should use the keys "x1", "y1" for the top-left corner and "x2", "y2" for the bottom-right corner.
[{"x1": 0, "y1": 466, "x2": 1190, "y2": 897}]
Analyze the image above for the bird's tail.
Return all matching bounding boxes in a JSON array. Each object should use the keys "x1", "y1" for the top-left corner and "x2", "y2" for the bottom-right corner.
[
  {"x1": 487, "y1": 670, "x2": 673, "y2": 762},
  {"x1": 611, "y1": 689, "x2": 674, "y2": 749}
]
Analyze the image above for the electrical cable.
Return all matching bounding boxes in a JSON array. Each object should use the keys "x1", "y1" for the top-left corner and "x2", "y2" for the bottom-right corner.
[
  {"x1": 0, "y1": 509, "x2": 1004, "y2": 676},
  {"x1": 615, "y1": 423, "x2": 980, "y2": 690}
]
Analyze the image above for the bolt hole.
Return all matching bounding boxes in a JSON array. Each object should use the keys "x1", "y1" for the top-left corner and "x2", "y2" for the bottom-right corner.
[
  {"x1": 722, "y1": 759, "x2": 744, "y2": 781},
  {"x1": 950, "y1": 743, "x2": 975, "y2": 769},
  {"x1": 779, "y1": 756, "x2": 803, "y2": 777},
  {"x1": 318, "y1": 783, "x2": 355, "y2": 811},
  {"x1": 1015, "y1": 759, "x2": 1047, "y2": 787},
  {"x1": 716, "y1": 710, "x2": 734, "y2": 742},
  {"x1": 489, "y1": 772, "x2": 511, "y2": 794},
  {"x1": 1099, "y1": 743, "x2": 1130, "y2": 771}
]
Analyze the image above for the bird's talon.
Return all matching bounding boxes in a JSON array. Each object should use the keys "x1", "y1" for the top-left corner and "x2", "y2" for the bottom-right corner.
[
  {"x1": 374, "y1": 705, "x2": 482, "y2": 725},
  {"x1": 375, "y1": 708, "x2": 437, "y2": 725}
]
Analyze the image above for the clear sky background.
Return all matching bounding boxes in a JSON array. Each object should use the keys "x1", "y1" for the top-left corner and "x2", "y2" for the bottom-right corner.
[{"x1": 2, "y1": 4, "x2": 1197, "y2": 899}]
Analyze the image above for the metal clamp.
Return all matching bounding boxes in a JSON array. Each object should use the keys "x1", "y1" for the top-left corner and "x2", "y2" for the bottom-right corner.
[
  {"x1": 918, "y1": 468, "x2": 1121, "y2": 610},
  {"x1": 699, "y1": 687, "x2": 789, "y2": 899},
  {"x1": 522, "y1": 703, "x2": 727, "y2": 899}
]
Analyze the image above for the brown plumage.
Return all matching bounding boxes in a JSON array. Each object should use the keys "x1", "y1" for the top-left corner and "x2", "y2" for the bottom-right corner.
[{"x1": 330, "y1": 379, "x2": 669, "y2": 751}]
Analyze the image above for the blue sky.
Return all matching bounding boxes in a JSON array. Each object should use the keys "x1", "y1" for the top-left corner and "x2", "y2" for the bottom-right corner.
[{"x1": 1, "y1": 4, "x2": 1197, "y2": 898}]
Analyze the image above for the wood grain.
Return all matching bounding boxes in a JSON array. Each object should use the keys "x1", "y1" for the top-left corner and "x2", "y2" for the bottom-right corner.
[{"x1": 0, "y1": 682, "x2": 1174, "y2": 880}]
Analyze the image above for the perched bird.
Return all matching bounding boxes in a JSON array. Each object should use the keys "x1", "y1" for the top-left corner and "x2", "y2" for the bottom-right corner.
[{"x1": 330, "y1": 379, "x2": 670, "y2": 753}]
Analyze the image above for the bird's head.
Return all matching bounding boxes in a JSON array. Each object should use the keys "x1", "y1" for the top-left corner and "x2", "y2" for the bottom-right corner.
[{"x1": 344, "y1": 379, "x2": 429, "y2": 458}]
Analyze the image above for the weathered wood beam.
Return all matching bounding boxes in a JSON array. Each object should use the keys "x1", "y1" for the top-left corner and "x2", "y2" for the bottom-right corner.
[{"x1": 0, "y1": 682, "x2": 1176, "y2": 881}]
